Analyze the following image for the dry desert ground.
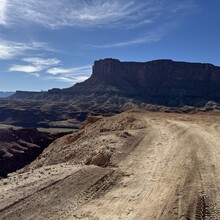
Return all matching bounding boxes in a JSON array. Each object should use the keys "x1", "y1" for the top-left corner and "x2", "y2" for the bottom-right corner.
[{"x1": 1, "y1": 111, "x2": 220, "y2": 220}]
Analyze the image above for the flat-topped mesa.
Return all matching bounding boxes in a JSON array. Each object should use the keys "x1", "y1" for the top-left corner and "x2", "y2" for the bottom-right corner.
[
  {"x1": 8, "y1": 58, "x2": 220, "y2": 106},
  {"x1": 86, "y1": 58, "x2": 220, "y2": 100},
  {"x1": 10, "y1": 90, "x2": 45, "y2": 99},
  {"x1": 91, "y1": 58, "x2": 220, "y2": 82}
]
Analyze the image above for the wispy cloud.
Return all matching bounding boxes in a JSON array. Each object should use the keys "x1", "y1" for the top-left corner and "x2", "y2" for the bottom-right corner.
[
  {"x1": 91, "y1": 28, "x2": 167, "y2": 48},
  {"x1": 48, "y1": 76, "x2": 90, "y2": 84},
  {"x1": 23, "y1": 57, "x2": 60, "y2": 67},
  {"x1": 88, "y1": 0, "x2": 196, "y2": 48},
  {"x1": 9, "y1": 65, "x2": 41, "y2": 73},
  {"x1": 46, "y1": 65, "x2": 92, "y2": 84},
  {"x1": 5, "y1": 0, "x2": 144, "y2": 28},
  {"x1": 0, "y1": 0, "x2": 7, "y2": 25},
  {"x1": 9, "y1": 58, "x2": 92, "y2": 84},
  {"x1": 0, "y1": 40, "x2": 49, "y2": 60},
  {"x1": 9, "y1": 57, "x2": 61, "y2": 74},
  {"x1": 2, "y1": 0, "x2": 196, "y2": 29},
  {"x1": 46, "y1": 66, "x2": 91, "y2": 75}
]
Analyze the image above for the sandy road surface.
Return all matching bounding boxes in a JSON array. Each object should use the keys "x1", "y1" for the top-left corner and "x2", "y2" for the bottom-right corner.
[
  {"x1": 0, "y1": 112, "x2": 220, "y2": 220},
  {"x1": 72, "y1": 113, "x2": 220, "y2": 220}
]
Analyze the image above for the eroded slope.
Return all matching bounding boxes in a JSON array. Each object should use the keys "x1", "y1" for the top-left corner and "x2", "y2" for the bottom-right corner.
[{"x1": 0, "y1": 128, "x2": 68, "y2": 177}]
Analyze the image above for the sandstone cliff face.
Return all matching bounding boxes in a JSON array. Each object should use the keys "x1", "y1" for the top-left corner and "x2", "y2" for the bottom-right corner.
[
  {"x1": 11, "y1": 59, "x2": 220, "y2": 106},
  {"x1": 68, "y1": 59, "x2": 220, "y2": 105}
]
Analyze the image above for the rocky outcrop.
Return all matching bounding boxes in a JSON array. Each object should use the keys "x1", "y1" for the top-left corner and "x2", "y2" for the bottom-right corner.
[
  {"x1": 0, "y1": 128, "x2": 69, "y2": 177},
  {"x1": 10, "y1": 59, "x2": 220, "y2": 106},
  {"x1": 65, "y1": 58, "x2": 220, "y2": 106}
]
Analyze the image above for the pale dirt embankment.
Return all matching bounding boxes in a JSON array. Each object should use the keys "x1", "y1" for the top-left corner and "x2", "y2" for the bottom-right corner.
[{"x1": 0, "y1": 112, "x2": 220, "y2": 220}]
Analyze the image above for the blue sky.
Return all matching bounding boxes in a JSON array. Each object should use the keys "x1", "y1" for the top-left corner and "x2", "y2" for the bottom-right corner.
[{"x1": 0, "y1": 0, "x2": 219, "y2": 91}]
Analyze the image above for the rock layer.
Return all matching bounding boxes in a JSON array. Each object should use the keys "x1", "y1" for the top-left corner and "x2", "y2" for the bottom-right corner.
[
  {"x1": 11, "y1": 58, "x2": 220, "y2": 106},
  {"x1": 66, "y1": 59, "x2": 220, "y2": 105}
]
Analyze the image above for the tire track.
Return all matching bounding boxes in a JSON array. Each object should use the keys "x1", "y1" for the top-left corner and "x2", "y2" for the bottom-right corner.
[
  {"x1": 1, "y1": 113, "x2": 220, "y2": 220},
  {"x1": 72, "y1": 115, "x2": 220, "y2": 220}
]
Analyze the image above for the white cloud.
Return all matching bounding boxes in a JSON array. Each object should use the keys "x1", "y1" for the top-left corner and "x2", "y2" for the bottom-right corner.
[
  {"x1": 9, "y1": 65, "x2": 41, "y2": 73},
  {"x1": 9, "y1": 60, "x2": 92, "y2": 83},
  {"x1": 9, "y1": 57, "x2": 62, "y2": 75},
  {"x1": 46, "y1": 68, "x2": 74, "y2": 75},
  {"x1": 92, "y1": 32, "x2": 164, "y2": 48},
  {"x1": 48, "y1": 76, "x2": 90, "y2": 84},
  {"x1": 4, "y1": 0, "x2": 143, "y2": 28},
  {"x1": 91, "y1": 25, "x2": 171, "y2": 48},
  {"x1": 46, "y1": 65, "x2": 92, "y2": 84},
  {"x1": 23, "y1": 57, "x2": 60, "y2": 67},
  {"x1": 1, "y1": 0, "x2": 196, "y2": 29},
  {"x1": 0, "y1": 0, "x2": 7, "y2": 25},
  {"x1": 47, "y1": 66, "x2": 92, "y2": 75},
  {"x1": 0, "y1": 40, "x2": 49, "y2": 60}
]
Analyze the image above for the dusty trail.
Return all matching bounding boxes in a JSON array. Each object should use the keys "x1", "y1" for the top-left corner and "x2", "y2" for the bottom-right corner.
[
  {"x1": 0, "y1": 112, "x2": 220, "y2": 220},
  {"x1": 71, "y1": 114, "x2": 220, "y2": 220}
]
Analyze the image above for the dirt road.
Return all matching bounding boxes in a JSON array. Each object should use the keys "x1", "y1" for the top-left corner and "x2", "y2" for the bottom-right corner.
[{"x1": 1, "y1": 112, "x2": 220, "y2": 219}]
